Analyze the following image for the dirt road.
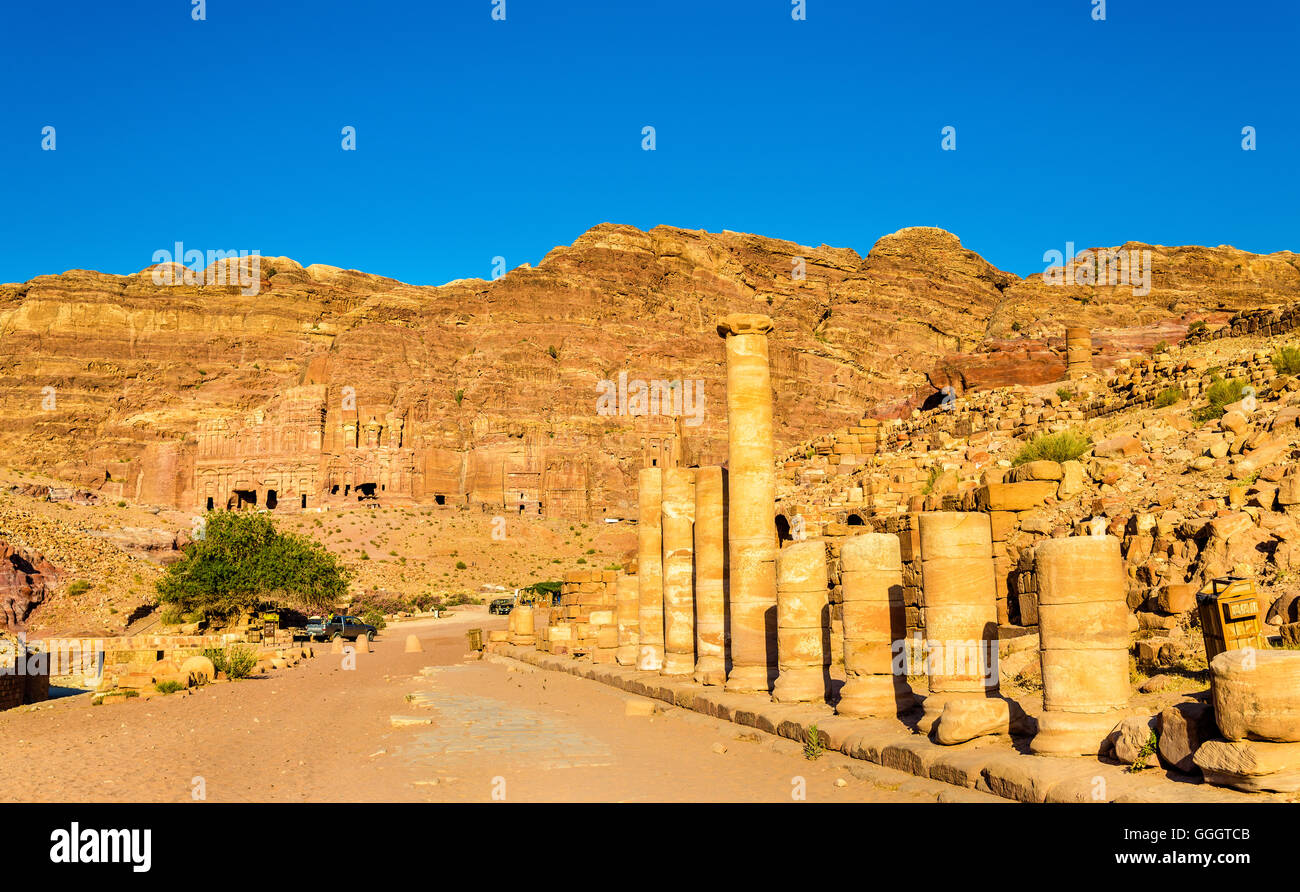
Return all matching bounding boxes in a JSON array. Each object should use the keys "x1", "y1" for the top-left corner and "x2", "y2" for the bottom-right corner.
[{"x1": 0, "y1": 609, "x2": 975, "y2": 803}]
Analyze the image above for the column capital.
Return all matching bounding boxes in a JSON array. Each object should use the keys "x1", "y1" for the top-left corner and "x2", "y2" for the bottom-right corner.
[{"x1": 716, "y1": 313, "x2": 774, "y2": 338}]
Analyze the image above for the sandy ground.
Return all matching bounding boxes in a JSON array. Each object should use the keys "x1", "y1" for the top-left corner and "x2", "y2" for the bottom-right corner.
[{"x1": 0, "y1": 607, "x2": 974, "y2": 803}]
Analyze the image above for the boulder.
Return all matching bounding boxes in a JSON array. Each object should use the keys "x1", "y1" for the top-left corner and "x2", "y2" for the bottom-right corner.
[
  {"x1": 1193, "y1": 738, "x2": 1300, "y2": 793},
  {"x1": 979, "y1": 481, "x2": 1058, "y2": 511},
  {"x1": 1210, "y1": 649, "x2": 1300, "y2": 742},
  {"x1": 179, "y1": 655, "x2": 215, "y2": 685},
  {"x1": 1220, "y1": 410, "x2": 1248, "y2": 435},
  {"x1": 1012, "y1": 461, "x2": 1063, "y2": 482},
  {"x1": 1094, "y1": 435, "x2": 1142, "y2": 459},
  {"x1": 1109, "y1": 714, "x2": 1159, "y2": 764},
  {"x1": 1158, "y1": 700, "x2": 1216, "y2": 774},
  {"x1": 1277, "y1": 474, "x2": 1300, "y2": 507},
  {"x1": 932, "y1": 696, "x2": 1032, "y2": 745},
  {"x1": 1057, "y1": 460, "x2": 1086, "y2": 498},
  {"x1": 1157, "y1": 583, "x2": 1197, "y2": 614}
]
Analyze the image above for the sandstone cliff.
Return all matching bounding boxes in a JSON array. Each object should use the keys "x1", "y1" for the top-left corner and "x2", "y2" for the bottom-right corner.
[{"x1": 1, "y1": 224, "x2": 1296, "y2": 519}]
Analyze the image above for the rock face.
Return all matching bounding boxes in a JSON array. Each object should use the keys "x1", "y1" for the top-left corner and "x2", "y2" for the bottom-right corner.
[
  {"x1": 3, "y1": 224, "x2": 1295, "y2": 520},
  {"x1": 0, "y1": 540, "x2": 57, "y2": 630}
]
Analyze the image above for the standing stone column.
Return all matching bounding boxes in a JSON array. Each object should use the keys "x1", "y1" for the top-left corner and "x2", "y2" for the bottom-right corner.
[
  {"x1": 637, "y1": 468, "x2": 665, "y2": 671},
  {"x1": 773, "y1": 539, "x2": 830, "y2": 702},
  {"x1": 661, "y1": 467, "x2": 697, "y2": 676},
  {"x1": 717, "y1": 313, "x2": 778, "y2": 693},
  {"x1": 693, "y1": 466, "x2": 727, "y2": 685},
  {"x1": 838, "y1": 533, "x2": 916, "y2": 717},
  {"x1": 917, "y1": 512, "x2": 999, "y2": 733},
  {"x1": 615, "y1": 571, "x2": 640, "y2": 666},
  {"x1": 509, "y1": 604, "x2": 535, "y2": 646},
  {"x1": 1031, "y1": 536, "x2": 1131, "y2": 756},
  {"x1": 1066, "y1": 326, "x2": 1092, "y2": 379}
]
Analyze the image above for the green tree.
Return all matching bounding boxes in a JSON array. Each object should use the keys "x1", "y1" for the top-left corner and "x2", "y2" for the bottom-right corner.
[{"x1": 157, "y1": 512, "x2": 350, "y2": 619}]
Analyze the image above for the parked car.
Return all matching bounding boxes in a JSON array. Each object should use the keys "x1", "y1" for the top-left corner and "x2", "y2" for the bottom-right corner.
[
  {"x1": 305, "y1": 614, "x2": 377, "y2": 642},
  {"x1": 488, "y1": 597, "x2": 515, "y2": 616}
]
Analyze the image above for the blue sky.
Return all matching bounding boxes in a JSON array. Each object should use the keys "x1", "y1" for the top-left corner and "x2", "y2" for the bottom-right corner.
[{"x1": 2, "y1": 0, "x2": 1296, "y2": 285}]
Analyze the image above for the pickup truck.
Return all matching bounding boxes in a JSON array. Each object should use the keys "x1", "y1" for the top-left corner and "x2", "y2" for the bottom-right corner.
[
  {"x1": 305, "y1": 615, "x2": 378, "y2": 642},
  {"x1": 488, "y1": 597, "x2": 515, "y2": 615}
]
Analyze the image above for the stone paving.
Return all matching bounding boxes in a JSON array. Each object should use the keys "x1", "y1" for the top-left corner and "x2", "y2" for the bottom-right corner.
[
  {"x1": 396, "y1": 665, "x2": 613, "y2": 771},
  {"x1": 489, "y1": 643, "x2": 1288, "y2": 803}
]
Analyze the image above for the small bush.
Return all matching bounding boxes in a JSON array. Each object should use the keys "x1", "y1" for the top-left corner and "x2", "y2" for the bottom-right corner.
[
  {"x1": 921, "y1": 466, "x2": 941, "y2": 496},
  {"x1": 1154, "y1": 386, "x2": 1184, "y2": 408},
  {"x1": 1010, "y1": 321, "x2": 1022, "y2": 332},
  {"x1": 1272, "y1": 346, "x2": 1300, "y2": 375},
  {"x1": 1127, "y1": 730, "x2": 1159, "y2": 773},
  {"x1": 155, "y1": 680, "x2": 185, "y2": 694},
  {"x1": 1188, "y1": 320, "x2": 1207, "y2": 333},
  {"x1": 205, "y1": 645, "x2": 259, "y2": 680},
  {"x1": 454, "y1": 561, "x2": 467, "y2": 570},
  {"x1": 225, "y1": 645, "x2": 259, "y2": 679},
  {"x1": 1012, "y1": 430, "x2": 1092, "y2": 466},
  {"x1": 66, "y1": 580, "x2": 92, "y2": 597},
  {"x1": 1152, "y1": 341, "x2": 1169, "y2": 354},
  {"x1": 803, "y1": 724, "x2": 824, "y2": 761},
  {"x1": 160, "y1": 606, "x2": 184, "y2": 625},
  {"x1": 1056, "y1": 387, "x2": 1073, "y2": 403},
  {"x1": 1193, "y1": 375, "x2": 1247, "y2": 423},
  {"x1": 362, "y1": 609, "x2": 386, "y2": 630}
]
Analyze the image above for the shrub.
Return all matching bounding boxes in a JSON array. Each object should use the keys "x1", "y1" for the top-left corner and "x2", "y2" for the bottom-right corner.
[
  {"x1": 1012, "y1": 430, "x2": 1092, "y2": 466},
  {"x1": 454, "y1": 561, "x2": 467, "y2": 570},
  {"x1": 1193, "y1": 375, "x2": 1247, "y2": 423},
  {"x1": 1152, "y1": 341, "x2": 1169, "y2": 354},
  {"x1": 223, "y1": 647, "x2": 259, "y2": 679},
  {"x1": 155, "y1": 680, "x2": 185, "y2": 694},
  {"x1": 1056, "y1": 387, "x2": 1073, "y2": 403},
  {"x1": 921, "y1": 466, "x2": 941, "y2": 496},
  {"x1": 803, "y1": 724, "x2": 824, "y2": 760},
  {"x1": 1010, "y1": 321, "x2": 1022, "y2": 332},
  {"x1": 362, "y1": 609, "x2": 386, "y2": 630},
  {"x1": 156, "y1": 512, "x2": 350, "y2": 620},
  {"x1": 213, "y1": 645, "x2": 259, "y2": 680},
  {"x1": 1154, "y1": 386, "x2": 1184, "y2": 408},
  {"x1": 1188, "y1": 320, "x2": 1207, "y2": 333},
  {"x1": 1272, "y1": 346, "x2": 1300, "y2": 375},
  {"x1": 160, "y1": 606, "x2": 185, "y2": 625},
  {"x1": 66, "y1": 580, "x2": 92, "y2": 597}
]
